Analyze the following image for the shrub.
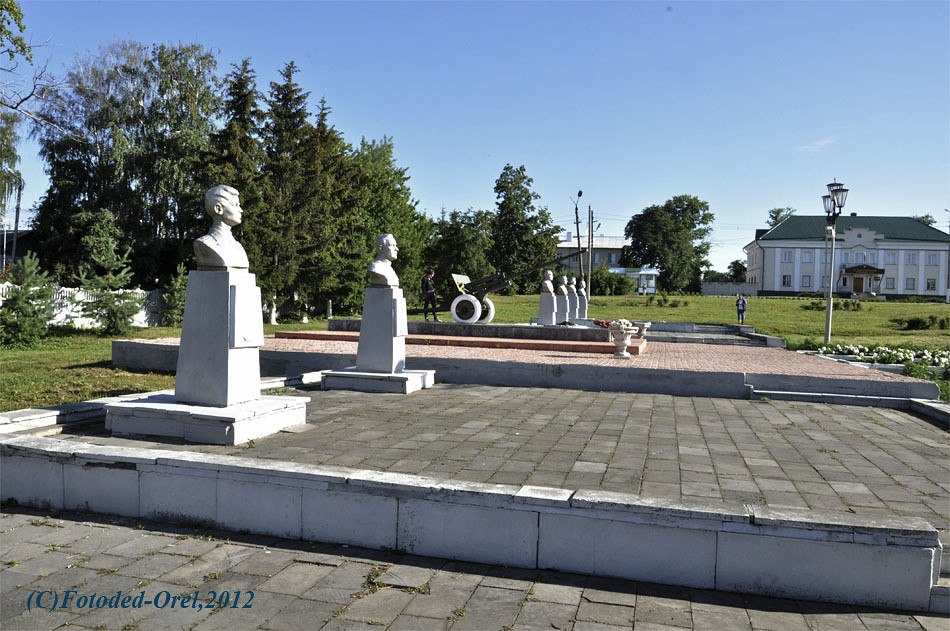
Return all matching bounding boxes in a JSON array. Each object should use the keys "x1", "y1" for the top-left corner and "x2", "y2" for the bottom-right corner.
[
  {"x1": 161, "y1": 263, "x2": 189, "y2": 327},
  {"x1": 0, "y1": 252, "x2": 55, "y2": 348}
]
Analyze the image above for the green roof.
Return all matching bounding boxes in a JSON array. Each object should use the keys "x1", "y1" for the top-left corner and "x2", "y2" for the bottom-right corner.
[{"x1": 759, "y1": 216, "x2": 950, "y2": 242}]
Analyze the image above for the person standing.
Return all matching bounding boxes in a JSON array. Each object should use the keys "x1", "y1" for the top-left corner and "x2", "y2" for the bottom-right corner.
[
  {"x1": 421, "y1": 267, "x2": 440, "y2": 321},
  {"x1": 736, "y1": 293, "x2": 748, "y2": 324}
]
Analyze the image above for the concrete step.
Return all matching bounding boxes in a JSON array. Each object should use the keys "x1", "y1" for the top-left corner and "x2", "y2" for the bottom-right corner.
[{"x1": 751, "y1": 389, "x2": 911, "y2": 409}]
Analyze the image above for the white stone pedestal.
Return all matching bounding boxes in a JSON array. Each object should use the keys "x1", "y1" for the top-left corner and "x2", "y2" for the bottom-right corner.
[
  {"x1": 555, "y1": 294, "x2": 568, "y2": 324},
  {"x1": 106, "y1": 393, "x2": 309, "y2": 446},
  {"x1": 175, "y1": 271, "x2": 263, "y2": 407},
  {"x1": 578, "y1": 295, "x2": 588, "y2": 319},
  {"x1": 325, "y1": 286, "x2": 434, "y2": 394},
  {"x1": 355, "y1": 286, "x2": 407, "y2": 372},
  {"x1": 538, "y1": 294, "x2": 556, "y2": 326},
  {"x1": 568, "y1": 293, "x2": 579, "y2": 322}
]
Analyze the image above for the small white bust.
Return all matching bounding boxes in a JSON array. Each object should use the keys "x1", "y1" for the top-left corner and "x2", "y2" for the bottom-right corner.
[
  {"x1": 557, "y1": 275, "x2": 568, "y2": 295},
  {"x1": 368, "y1": 233, "x2": 399, "y2": 287},
  {"x1": 568, "y1": 276, "x2": 578, "y2": 295},
  {"x1": 541, "y1": 270, "x2": 555, "y2": 294},
  {"x1": 194, "y1": 185, "x2": 249, "y2": 271},
  {"x1": 578, "y1": 278, "x2": 587, "y2": 298}
]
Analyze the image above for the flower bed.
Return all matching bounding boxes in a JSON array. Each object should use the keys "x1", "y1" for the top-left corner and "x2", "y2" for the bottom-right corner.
[{"x1": 816, "y1": 344, "x2": 950, "y2": 368}]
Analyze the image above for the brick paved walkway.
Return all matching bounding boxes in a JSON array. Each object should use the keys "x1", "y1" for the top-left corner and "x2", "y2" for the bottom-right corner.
[
  {"x1": 59, "y1": 385, "x2": 950, "y2": 566},
  {"x1": 1, "y1": 508, "x2": 946, "y2": 630}
]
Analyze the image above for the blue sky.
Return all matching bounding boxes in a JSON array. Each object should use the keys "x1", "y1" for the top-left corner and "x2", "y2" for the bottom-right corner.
[{"x1": 8, "y1": 0, "x2": 950, "y2": 271}]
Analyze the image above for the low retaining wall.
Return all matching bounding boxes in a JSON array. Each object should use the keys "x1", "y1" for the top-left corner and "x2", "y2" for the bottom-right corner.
[{"x1": 1, "y1": 433, "x2": 941, "y2": 612}]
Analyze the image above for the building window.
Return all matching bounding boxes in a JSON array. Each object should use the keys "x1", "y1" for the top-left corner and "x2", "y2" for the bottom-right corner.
[
  {"x1": 885, "y1": 277, "x2": 895, "y2": 289},
  {"x1": 868, "y1": 252, "x2": 877, "y2": 265},
  {"x1": 926, "y1": 278, "x2": 936, "y2": 291},
  {"x1": 841, "y1": 251, "x2": 850, "y2": 264},
  {"x1": 927, "y1": 253, "x2": 938, "y2": 266},
  {"x1": 906, "y1": 278, "x2": 916, "y2": 290},
  {"x1": 855, "y1": 251, "x2": 865, "y2": 264},
  {"x1": 782, "y1": 251, "x2": 793, "y2": 263},
  {"x1": 802, "y1": 251, "x2": 813, "y2": 263},
  {"x1": 906, "y1": 253, "x2": 917, "y2": 265},
  {"x1": 821, "y1": 276, "x2": 829, "y2": 288},
  {"x1": 781, "y1": 275, "x2": 792, "y2": 288},
  {"x1": 821, "y1": 250, "x2": 830, "y2": 264},
  {"x1": 801, "y1": 275, "x2": 811, "y2": 288},
  {"x1": 841, "y1": 277, "x2": 848, "y2": 288},
  {"x1": 885, "y1": 252, "x2": 897, "y2": 265}
]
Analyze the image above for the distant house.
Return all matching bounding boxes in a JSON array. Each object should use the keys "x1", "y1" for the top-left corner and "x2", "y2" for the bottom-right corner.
[
  {"x1": 1, "y1": 229, "x2": 37, "y2": 267},
  {"x1": 556, "y1": 232, "x2": 626, "y2": 275},
  {"x1": 744, "y1": 215, "x2": 949, "y2": 298}
]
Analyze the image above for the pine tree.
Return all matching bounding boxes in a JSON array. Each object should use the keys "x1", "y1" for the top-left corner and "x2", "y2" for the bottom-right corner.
[{"x1": 0, "y1": 251, "x2": 54, "y2": 348}]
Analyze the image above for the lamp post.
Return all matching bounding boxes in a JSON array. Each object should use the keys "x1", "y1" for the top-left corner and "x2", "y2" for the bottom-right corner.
[{"x1": 822, "y1": 179, "x2": 848, "y2": 344}]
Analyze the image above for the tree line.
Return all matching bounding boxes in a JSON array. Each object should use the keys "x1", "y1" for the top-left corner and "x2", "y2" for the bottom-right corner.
[{"x1": 22, "y1": 41, "x2": 563, "y2": 317}]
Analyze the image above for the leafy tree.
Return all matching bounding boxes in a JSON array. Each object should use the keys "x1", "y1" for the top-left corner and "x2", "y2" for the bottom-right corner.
[
  {"x1": 621, "y1": 195, "x2": 714, "y2": 292},
  {"x1": 30, "y1": 41, "x2": 219, "y2": 286},
  {"x1": 767, "y1": 206, "x2": 795, "y2": 227},
  {"x1": 425, "y1": 208, "x2": 495, "y2": 298},
  {"x1": 589, "y1": 264, "x2": 632, "y2": 296},
  {"x1": 703, "y1": 269, "x2": 730, "y2": 283},
  {"x1": 727, "y1": 259, "x2": 747, "y2": 282},
  {"x1": 912, "y1": 214, "x2": 936, "y2": 227},
  {"x1": 490, "y1": 164, "x2": 561, "y2": 293},
  {"x1": 0, "y1": 250, "x2": 53, "y2": 347},
  {"x1": 75, "y1": 210, "x2": 142, "y2": 336}
]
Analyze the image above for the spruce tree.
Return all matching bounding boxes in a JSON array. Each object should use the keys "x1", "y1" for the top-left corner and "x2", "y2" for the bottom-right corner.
[{"x1": 0, "y1": 251, "x2": 55, "y2": 348}]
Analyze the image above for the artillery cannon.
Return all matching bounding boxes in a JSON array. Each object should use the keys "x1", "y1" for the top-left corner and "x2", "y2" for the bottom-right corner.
[{"x1": 418, "y1": 250, "x2": 586, "y2": 324}]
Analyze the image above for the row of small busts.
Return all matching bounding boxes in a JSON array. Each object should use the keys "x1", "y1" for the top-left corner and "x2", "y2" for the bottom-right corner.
[{"x1": 541, "y1": 270, "x2": 587, "y2": 298}]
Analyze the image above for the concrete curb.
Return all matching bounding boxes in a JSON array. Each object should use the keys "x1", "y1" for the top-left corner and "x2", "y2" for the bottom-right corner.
[{"x1": 0, "y1": 433, "x2": 942, "y2": 612}]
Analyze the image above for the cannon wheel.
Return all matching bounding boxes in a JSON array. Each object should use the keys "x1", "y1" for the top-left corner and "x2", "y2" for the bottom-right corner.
[
  {"x1": 477, "y1": 297, "x2": 495, "y2": 324},
  {"x1": 450, "y1": 294, "x2": 482, "y2": 324}
]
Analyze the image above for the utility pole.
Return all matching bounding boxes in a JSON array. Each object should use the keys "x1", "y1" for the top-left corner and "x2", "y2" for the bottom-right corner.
[
  {"x1": 572, "y1": 191, "x2": 584, "y2": 280},
  {"x1": 587, "y1": 204, "x2": 594, "y2": 292}
]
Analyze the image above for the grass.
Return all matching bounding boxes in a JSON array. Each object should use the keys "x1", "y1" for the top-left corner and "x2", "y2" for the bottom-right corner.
[{"x1": 1, "y1": 295, "x2": 946, "y2": 413}]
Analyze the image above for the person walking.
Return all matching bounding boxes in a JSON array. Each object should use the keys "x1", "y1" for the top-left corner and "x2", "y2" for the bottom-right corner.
[
  {"x1": 736, "y1": 293, "x2": 748, "y2": 324},
  {"x1": 421, "y1": 267, "x2": 440, "y2": 321}
]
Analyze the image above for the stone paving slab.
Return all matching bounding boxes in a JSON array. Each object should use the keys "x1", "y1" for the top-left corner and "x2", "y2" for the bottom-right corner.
[
  {"x1": 1, "y1": 508, "x2": 946, "y2": 630},
  {"x1": 52, "y1": 385, "x2": 950, "y2": 567}
]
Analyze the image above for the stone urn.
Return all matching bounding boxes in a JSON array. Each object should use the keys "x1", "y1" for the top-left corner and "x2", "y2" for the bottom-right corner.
[{"x1": 608, "y1": 320, "x2": 638, "y2": 358}]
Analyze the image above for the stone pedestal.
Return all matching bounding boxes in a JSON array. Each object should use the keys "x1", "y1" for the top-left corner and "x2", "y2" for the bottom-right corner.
[
  {"x1": 538, "y1": 294, "x2": 556, "y2": 326},
  {"x1": 568, "y1": 293, "x2": 579, "y2": 322},
  {"x1": 326, "y1": 286, "x2": 434, "y2": 394},
  {"x1": 555, "y1": 294, "x2": 569, "y2": 324},
  {"x1": 106, "y1": 393, "x2": 309, "y2": 446},
  {"x1": 175, "y1": 271, "x2": 263, "y2": 407},
  {"x1": 578, "y1": 295, "x2": 588, "y2": 319},
  {"x1": 355, "y1": 286, "x2": 407, "y2": 372}
]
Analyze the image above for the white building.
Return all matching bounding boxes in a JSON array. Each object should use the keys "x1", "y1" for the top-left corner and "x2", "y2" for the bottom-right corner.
[{"x1": 744, "y1": 214, "x2": 950, "y2": 298}]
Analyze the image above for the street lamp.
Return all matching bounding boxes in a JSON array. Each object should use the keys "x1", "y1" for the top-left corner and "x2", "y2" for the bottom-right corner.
[
  {"x1": 572, "y1": 190, "x2": 584, "y2": 281},
  {"x1": 822, "y1": 178, "x2": 848, "y2": 344}
]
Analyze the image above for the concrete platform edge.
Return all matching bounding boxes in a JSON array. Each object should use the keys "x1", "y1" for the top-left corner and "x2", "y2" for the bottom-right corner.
[{"x1": 0, "y1": 433, "x2": 941, "y2": 612}]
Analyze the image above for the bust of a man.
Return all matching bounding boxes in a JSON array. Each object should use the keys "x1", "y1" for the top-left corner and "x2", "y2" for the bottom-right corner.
[
  {"x1": 368, "y1": 233, "x2": 399, "y2": 287},
  {"x1": 578, "y1": 278, "x2": 587, "y2": 297},
  {"x1": 568, "y1": 276, "x2": 578, "y2": 295},
  {"x1": 541, "y1": 270, "x2": 554, "y2": 294},
  {"x1": 557, "y1": 275, "x2": 568, "y2": 295},
  {"x1": 194, "y1": 185, "x2": 249, "y2": 271}
]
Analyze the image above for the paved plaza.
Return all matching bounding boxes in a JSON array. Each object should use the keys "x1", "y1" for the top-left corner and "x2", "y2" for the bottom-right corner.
[{"x1": 1, "y1": 507, "x2": 947, "y2": 631}]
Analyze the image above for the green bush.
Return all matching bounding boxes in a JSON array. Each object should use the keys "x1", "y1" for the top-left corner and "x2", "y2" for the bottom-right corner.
[
  {"x1": 0, "y1": 252, "x2": 55, "y2": 348},
  {"x1": 160, "y1": 263, "x2": 189, "y2": 327}
]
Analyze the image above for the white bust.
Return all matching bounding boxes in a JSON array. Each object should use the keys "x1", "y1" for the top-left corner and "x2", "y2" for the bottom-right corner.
[
  {"x1": 368, "y1": 233, "x2": 399, "y2": 287},
  {"x1": 194, "y1": 185, "x2": 249, "y2": 271},
  {"x1": 557, "y1": 275, "x2": 568, "y2": 295},
  {"x1": 568, "y1": 276, "x2": 578, "y2": 295},
  {"x1": 541, "y1": 270, "x2": 554, "y2": 294},
  {"x1": 578, "y1": 279, "x2": 587, "y2": 297}
]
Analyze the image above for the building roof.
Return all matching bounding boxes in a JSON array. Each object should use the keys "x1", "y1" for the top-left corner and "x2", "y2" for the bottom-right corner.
[
  {"x1": 758, "y1": 216, "x2": 949, "y2": 243},
  {"x1": 557, "y1": 235, "x2": 627, "y2": 249}
]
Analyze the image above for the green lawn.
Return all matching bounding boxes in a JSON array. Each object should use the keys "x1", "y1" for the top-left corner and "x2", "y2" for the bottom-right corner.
[{"x1": 1, "y1": 295, "x2": 947, "y2": 412}]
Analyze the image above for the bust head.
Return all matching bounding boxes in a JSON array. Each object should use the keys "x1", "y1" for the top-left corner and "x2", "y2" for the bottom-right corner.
[
  {"x1": 375, "y1": 233, "x2": 398, "y2": 262},
  {"x1": 544, "y1": 270, "x2": 553, "y2": 281},
  {"x1": 205, "y1": 185, "x2": 242, "y2": 227}
]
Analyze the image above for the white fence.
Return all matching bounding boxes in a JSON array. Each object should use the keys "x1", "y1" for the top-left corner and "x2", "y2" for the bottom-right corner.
[
  {"x1": 0, "y1": 283, "x2": 164, "y2": 329},
  {"x1": 701, "y1": 282, "x2": 759, "y2": 296}
]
